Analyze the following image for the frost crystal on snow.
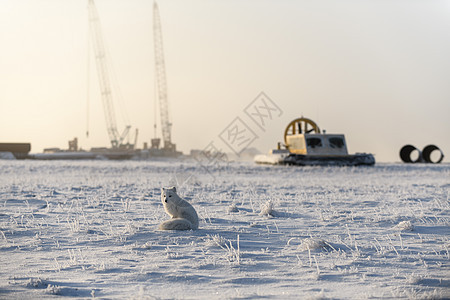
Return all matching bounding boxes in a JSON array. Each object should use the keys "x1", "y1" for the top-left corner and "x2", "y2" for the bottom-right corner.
[
  {"x1": 259, "y1": 200, "x2": 276, "y2": 217},
  {"x1": 45, "y1": 284, "x2": 62, "y2": 295},
  {"x1": 227, "y1": 203, "x2": 239, "y2": 213},
  {"x1": 393, "y1": 221, "x2": 414, "y2": 231},
  {"x1": 298, "y1": 238, "x2": 329, "y2": 251},
  {"x1": 26, "y1": 278, "x2": 47, "y2": 289}
]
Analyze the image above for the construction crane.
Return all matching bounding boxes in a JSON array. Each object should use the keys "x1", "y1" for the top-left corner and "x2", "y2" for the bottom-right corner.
[
  {"x1": 88, "y1": 0, "x2": 133, "y2": 149},
  {"x1": 152, "y1": 1, "x2": 176, "y2": 152}
]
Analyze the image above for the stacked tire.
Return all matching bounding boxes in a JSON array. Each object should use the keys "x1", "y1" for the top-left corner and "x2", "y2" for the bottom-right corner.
[{"x1": 400, "y1": 145, "x2": 444, "y2": 164}]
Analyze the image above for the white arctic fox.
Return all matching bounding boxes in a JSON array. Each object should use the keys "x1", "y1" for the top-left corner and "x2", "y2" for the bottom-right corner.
[{"x1": 158, "y1": 187, "x2": 199, "y2": 230}]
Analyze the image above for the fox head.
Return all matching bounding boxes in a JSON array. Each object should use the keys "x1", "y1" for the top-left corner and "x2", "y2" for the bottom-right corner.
[{"x1": 161, "y1": 186, "x2": 177, "y2": 203}]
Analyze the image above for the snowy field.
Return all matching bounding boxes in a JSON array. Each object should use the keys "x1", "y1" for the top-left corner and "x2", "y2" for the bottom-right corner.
[{"x1": 0, "y1": 159, "x2": 449, "y2": 299}]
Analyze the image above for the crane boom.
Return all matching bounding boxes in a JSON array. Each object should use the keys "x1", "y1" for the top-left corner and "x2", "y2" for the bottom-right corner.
[
  {"x1": 88, "y1": 0, "x2": 131, "y2": 149},
  {"x1": 153, "y1": 1, "x2": 175, "y2": 151}
]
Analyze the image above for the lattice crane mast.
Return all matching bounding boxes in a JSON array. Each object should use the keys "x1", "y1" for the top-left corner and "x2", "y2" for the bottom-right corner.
[
  {"x1": 88, "y1": 0, "x2": 132, "y2": 149},
  {"x1": 153, "y1": 1, "x2": 176, "y2": 151}
]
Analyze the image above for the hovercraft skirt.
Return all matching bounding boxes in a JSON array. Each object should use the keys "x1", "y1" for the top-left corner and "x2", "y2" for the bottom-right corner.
[{"x1": 283, "y1": 153, "x2": 375, "y2": 166}]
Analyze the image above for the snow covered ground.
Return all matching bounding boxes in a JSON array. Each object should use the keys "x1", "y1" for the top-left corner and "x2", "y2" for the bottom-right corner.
[{"x1": 0, "y1": 159, "x2": 449, "y2": 299}]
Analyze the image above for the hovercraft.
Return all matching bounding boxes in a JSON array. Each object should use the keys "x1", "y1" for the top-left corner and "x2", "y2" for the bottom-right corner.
[{"x1": 254, "y1": 117, "x2": 375, "y2": 166}]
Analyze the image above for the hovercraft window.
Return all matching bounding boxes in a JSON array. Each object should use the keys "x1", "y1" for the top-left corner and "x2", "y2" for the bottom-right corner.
[
  {"x1": 329, "y1": 137, "x2": 345, "y2": 148},
  {"x1": 306, "y1": 137, "x2": 322, "y2": 148}
]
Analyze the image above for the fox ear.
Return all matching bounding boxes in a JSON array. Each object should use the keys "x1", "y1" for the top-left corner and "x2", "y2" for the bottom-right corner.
[
  {"x1": 172, "y1": 186, "x2": 177, "y2": 193},
  {"x1": 161, "y1": 188, "x2": 164, "y2": 194}
]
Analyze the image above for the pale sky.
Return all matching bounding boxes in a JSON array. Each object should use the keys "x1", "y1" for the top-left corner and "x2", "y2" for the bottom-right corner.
[{"x1": 1, "y1": 0, "x2": 449, "y2": 162}]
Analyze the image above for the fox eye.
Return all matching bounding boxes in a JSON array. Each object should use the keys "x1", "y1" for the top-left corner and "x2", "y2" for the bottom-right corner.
[{"x1": 169, "y1": 195, "x2": 172, "y2": 198}]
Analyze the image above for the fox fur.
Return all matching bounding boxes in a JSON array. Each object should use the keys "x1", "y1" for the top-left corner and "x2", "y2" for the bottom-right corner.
[{"x1": 158, "y1": 187, "x2": 199, "y2": 230}]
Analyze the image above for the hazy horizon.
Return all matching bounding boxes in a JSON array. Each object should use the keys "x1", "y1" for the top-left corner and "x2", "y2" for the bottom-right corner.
[{"x1": 1, "y1": 0, "x2": 449, "y2": 162}]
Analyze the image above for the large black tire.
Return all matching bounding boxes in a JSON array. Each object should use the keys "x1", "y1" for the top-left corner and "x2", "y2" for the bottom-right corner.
[
  {"x1": 422, "y1": 145, "x2": 444, "y2": 163},
  {"x1": 400, "y1": 145, "x2": 421, "y2": 163}
]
